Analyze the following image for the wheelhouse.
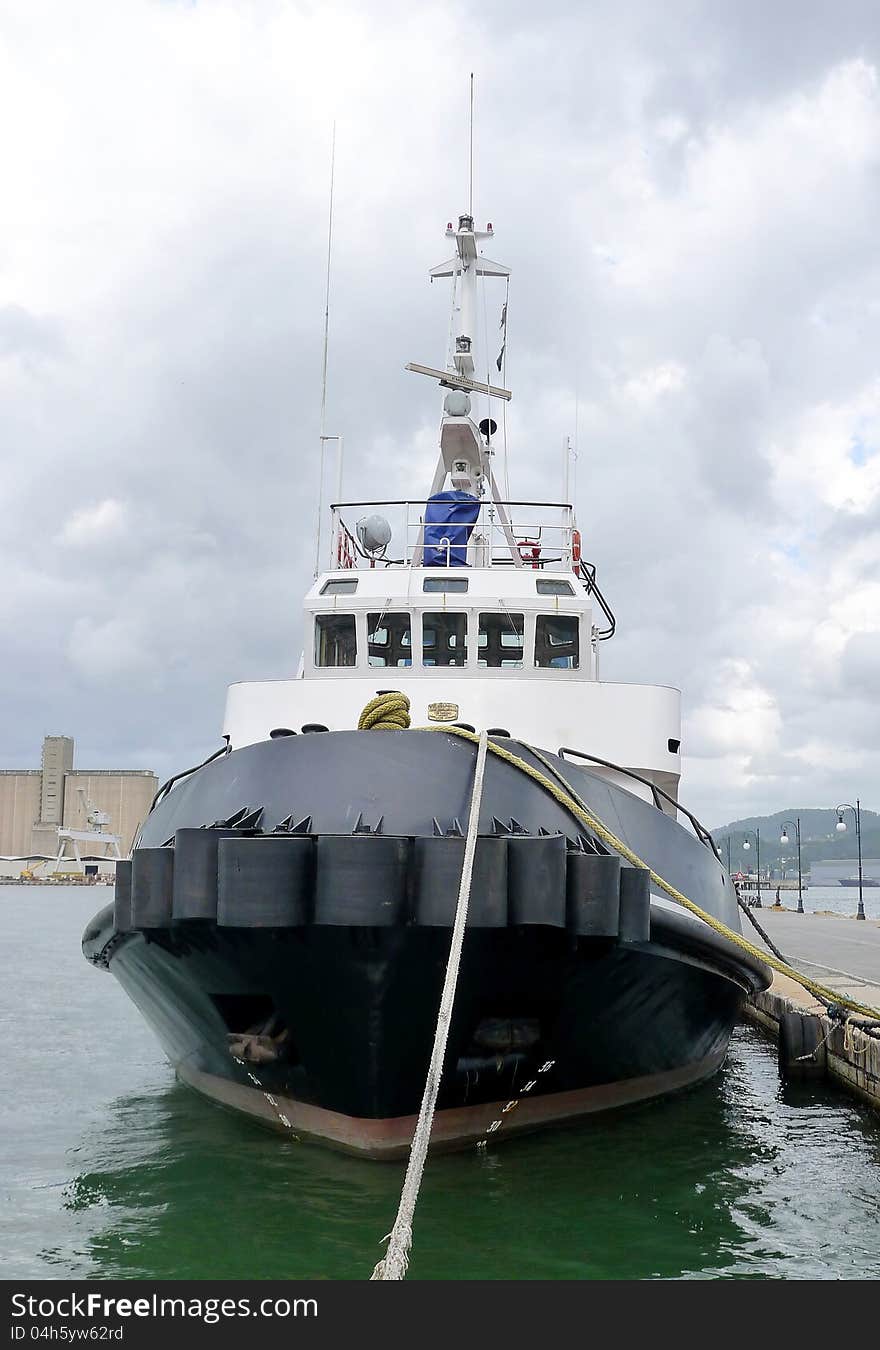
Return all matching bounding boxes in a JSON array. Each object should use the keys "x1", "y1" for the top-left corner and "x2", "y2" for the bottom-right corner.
[
  {"x1": 304, "y1": 568, "x2": 594, "y2": 678},
  {"x1": 303, "y1": 495, "x2": 616, "y2": 682}
]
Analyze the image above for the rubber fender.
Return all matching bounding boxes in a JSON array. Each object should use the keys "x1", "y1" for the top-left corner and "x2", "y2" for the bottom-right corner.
[
  {"x1": 314, "y1": 835, "x2": 409, "y2": 926},
  {"x1": 778, "y1": 1011, "x2": 827, "y2": 1081},
  {"x1": 217, "y1": 836, "x2": 312, "y2": 927},
  {"x1": 566, "y1": 852, "x2": 621, "y2": 937},
  {"x1": 618, "y1": 865, "x2": 651, "y2": 943},
  {"x1": 131, "y1": 848, "x2": 174, "y2": 929},
  {"x1": 113, "y1": 859, "x2": 133, "y2": 933},
  {"x1": 507, "y1": 834, "x2": 566, "y2": 927},
  {"x1": 172, "y1": 828, "x2": 242, "y2": 921},
  {"x1": 411, "y1": 836, "x2": 508, "y2": 927}
]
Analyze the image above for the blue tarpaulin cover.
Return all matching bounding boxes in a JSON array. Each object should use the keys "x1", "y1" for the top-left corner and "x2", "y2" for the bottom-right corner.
[{"x1": 422, "y1": 491, "x2": 480, "y2": 567}]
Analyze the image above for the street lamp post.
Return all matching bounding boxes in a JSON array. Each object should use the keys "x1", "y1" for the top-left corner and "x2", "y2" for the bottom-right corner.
[
  {"x1": 836, "y1": 801, "x2": 865, "y2": 921},
  {"x1": 780, "y1": 818, "x2": 804, "y2": 914},
  {"x1": 726, "y1": 836, "x2": 732, "y2": 873},
  {"x1": 742, "y1": 828, "x2": 761, "y2": 907}
]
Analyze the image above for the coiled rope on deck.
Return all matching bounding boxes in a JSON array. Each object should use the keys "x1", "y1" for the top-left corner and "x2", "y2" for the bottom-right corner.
[
  {"x1": 370, "y1": 729, "x2": 489, "y2": 1281},
  {"x1": 357, "y1": 691, "x2": 412, "y2": 731}
]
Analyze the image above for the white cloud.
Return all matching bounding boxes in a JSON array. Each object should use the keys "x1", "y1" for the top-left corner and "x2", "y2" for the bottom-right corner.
[
  {"x1": 687, "y1": 658, "x2": 782, "y2": 761},
  {"x1": 58, "y1": 498, "x2": 129, "y2": 548},
  {"x1": 2, "y1": 0, "x2": 880, "y2": 829}
]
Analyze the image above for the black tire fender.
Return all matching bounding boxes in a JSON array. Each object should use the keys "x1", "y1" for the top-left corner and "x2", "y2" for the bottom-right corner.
[{"x1": 778, "y1": 1011, "x2": 827, "y2": 1081}]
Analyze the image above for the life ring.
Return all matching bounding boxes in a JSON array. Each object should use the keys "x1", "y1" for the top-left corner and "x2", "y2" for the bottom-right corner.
[{"x1": 571, "y1": 528, "x2": 581, "y2": 573}]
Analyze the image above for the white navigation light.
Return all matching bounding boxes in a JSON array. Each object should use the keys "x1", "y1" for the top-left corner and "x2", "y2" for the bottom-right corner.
[
  {"x1": 443, "y1": 389, "x2": 471, "y2": 417},
  {"x1": 356, "y1": 514, "x2": 392, "y2": 556}
]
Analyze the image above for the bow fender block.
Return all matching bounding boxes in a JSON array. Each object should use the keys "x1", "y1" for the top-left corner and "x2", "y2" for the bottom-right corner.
[
  {"x1": 618, "y1": 865, "x2": 651, "y2": 943},
  {"x1": 131, "y1": 848, "x2": 174, "y2": 929},
  {"x1": 172, "y1": 828, "x2": 242, "y2": 922},
  {"x1": 566, "y1": 852, "x2": 621, "y2": 937},
  {"x1": 411, "y1": 836, "x2": 508, "y2": 927},
  {"x1": 113, "y1": 858, "x2": 133, "y2": 933},
  {"x1": 507, "y1": 834, "x2": 567, "y2": 927},
  {"x1": 217, "y1": 836, "x2": 312, "y2": 927},
  {"x1": 314, "y1": 835, "x2": 409, "y2": 926}
]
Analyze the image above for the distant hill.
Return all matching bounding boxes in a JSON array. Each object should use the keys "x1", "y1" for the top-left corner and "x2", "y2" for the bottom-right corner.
[{"x1": 712, "y1": 807, "x2": 880, "y2": 877}]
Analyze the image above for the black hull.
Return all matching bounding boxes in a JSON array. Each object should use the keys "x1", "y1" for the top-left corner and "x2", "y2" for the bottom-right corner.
[{"x1": 83, "y1": 731, "x2": 769, "y2": 1157}]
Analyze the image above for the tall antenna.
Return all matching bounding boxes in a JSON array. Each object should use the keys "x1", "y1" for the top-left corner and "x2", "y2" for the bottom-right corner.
[
  {"x1": 574, "y1": 358, "x2": 580, "y2": 511},
  {"x1": 468, "y1": 73, "x2": 474, "y2": 216},
  {"x1": 314, "y1": 122, "x2": 336, "y2": 578}
]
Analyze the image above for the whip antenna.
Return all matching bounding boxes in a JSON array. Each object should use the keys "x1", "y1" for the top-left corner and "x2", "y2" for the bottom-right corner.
[
  {"x1": 314, "y1": 122, "x2": 337, "y2": 578},
  {"x1": 468, "y1": 73, "x2": 474, "y2": 216}
]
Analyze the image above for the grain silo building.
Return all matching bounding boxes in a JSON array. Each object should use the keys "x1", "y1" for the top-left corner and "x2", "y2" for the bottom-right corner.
[{"x1": 0, "y1": 735, "x2": 157, "y2": 872}]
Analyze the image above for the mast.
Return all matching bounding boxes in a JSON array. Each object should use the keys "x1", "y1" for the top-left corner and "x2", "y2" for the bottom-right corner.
[
  {"x1": 407, "y1": 213, "x2": 522, "y2": 564},
  {"x1": 429, "y1": 218, "x2": 521, "y2": 562},
  {"x1": 405, "y1": 82, "x2": 522, "y2": 563}
]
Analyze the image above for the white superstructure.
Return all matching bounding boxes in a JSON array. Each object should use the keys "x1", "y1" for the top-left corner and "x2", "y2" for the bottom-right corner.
[{"x1": 224, "y1": 211, "x2": 682, "y2": 808}]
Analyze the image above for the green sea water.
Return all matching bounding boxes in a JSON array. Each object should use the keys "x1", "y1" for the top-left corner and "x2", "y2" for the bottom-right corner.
[{"x1": 2, "y1": 885, "x2": 879, "y2": 1281}]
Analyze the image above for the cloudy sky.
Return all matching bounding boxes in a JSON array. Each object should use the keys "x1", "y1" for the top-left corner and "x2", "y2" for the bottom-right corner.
[{"x1": 2, "y1": 0, "x2": 880, "y2": 827}]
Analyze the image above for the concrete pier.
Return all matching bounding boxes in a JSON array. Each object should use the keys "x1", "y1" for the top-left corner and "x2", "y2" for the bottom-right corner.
[{"x1": 742, "y1": 908, "x2": 880, "y2": 1112}]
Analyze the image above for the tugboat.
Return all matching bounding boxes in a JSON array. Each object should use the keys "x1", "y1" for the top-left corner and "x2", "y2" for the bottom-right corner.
[{"x1": 83, "y1": 204, "x2": 769, "y2": 1158}]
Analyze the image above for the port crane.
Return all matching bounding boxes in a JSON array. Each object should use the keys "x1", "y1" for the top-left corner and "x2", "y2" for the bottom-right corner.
[{"x1": 49, "y1": 787, "x2": 122, "y2": 875}]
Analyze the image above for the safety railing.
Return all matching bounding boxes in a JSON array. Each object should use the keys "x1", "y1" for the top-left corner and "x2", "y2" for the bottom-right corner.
[
  {"x1": 577, "y1": 561, "x2": 616, "y2": 640},
  {"x1": 557, "y1": 746, "x2": 723, "y2": 864},
  {"x1": 329, "y1": 500, "x2": 578, "y2": 572}
]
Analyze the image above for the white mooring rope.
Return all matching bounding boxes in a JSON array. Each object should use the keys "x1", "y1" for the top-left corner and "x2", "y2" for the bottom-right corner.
[{"x1": 370, "y1": 729, "x2": 489, "y2": 1281}]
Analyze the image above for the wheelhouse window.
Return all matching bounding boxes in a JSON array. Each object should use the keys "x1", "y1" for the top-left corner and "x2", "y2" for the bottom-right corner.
[
  {"x1": 422, "y1": 612, "x2": 467, "y2": 666},
  {"x1": 535, "y1": 614, "x2": 579, "y2": 669},
  {"x1": 320, "y1": 578, "x2": 358, "y2": 595},
  {"x1": 536, "y1": 579, "x2": 574, "y2": 596},
  {"x1": 368, "y1": 612, "x2": 412, "y2": 667},
  {"x1": 478, "y1": 612, "x2": 524, "y2": 668},
  {"x1": 315, "y1": 614, "x2": 357, "y2": 667},
  {"x1": 423, "y1": 577, "x2": 468, "y2": 593}
]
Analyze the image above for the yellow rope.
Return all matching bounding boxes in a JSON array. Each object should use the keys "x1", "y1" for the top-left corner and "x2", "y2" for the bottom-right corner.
[
  {"x1": 351, "y1": 694, "x2": 879, "y2": 1019},
  {"x1": 358, "y1": 691, "x2": 412, "y2": 731},
  {"x1": 416, "y1": 724, "x2": 880, "y2": 1022}
]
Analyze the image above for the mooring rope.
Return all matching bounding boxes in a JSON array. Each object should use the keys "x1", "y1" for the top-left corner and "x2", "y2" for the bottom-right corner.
[
  {"x1": 370, "y1": 729, "x2": 489, "y2": 1281},
  {"x1": 355, "y1": 701, "x2": 878, "y2": 1018},
  {"x1": 353, "y1": 701, "x2": 878, "y2": 1278},
  {"x1": 426, "y1": 726, "x2": 880, "y2": 1022}
]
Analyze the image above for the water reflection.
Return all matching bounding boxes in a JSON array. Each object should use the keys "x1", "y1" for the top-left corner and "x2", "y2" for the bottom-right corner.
[
  {"x1": 47, "y1": 1025, "x2": 880, "y2": 1281},
  {"x1": 11, "y1": 884, "x2": 879, "y2": 1279}
]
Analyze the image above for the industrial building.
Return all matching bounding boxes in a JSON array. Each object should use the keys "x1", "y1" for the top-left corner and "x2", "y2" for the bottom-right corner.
[{"x1": 0, "y1": 735, "x2": 157, "y2": 874}]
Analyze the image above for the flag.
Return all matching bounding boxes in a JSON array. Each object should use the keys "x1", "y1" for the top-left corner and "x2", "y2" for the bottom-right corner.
[{"x1": 496, "y1": 302, "x2": 507, "y2": 371}]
